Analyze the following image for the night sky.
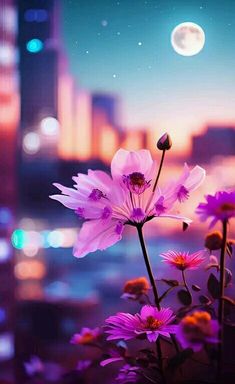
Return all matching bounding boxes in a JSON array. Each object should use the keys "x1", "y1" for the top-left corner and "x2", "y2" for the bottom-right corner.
[{"x1": 61, "y1": 0, "x2": 235, "y2": 150}]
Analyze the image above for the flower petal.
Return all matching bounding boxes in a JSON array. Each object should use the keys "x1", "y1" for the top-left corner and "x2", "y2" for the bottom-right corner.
[{"x1": 74, "y1": 219, "x2": 124, "y2": 258}]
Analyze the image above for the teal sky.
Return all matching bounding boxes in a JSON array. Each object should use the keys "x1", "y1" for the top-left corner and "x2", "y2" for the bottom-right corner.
[{"x1": 61, "y1": 0, "x2": 235, "y2": 149}]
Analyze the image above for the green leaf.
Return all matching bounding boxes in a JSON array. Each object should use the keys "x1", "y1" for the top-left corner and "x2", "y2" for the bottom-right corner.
[
  {"x1": 207, "y1": 273, "x2": 220, "y2": 299},
  {"x1": 192, "y1": 284, "x2": 201, "y2": 292},
  {"x1": 177, "y1": 289, "x2": 192, "y2": 306}
]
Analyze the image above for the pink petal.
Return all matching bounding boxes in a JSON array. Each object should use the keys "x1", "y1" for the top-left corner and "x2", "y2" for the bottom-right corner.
[
  {"x1": 111, "y1": 149, "x2": 154, "y2": 181},
  {"x1": 74, "y1": 219, "x2": 124, "y2": 258},
  {"x1": 184, "y1": 166, "x2": 206, "y2": 191}
]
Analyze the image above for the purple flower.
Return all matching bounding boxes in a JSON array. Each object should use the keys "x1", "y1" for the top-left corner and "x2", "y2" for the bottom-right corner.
[
  {"x1": 105, "y1": 305, "x2": 177, "y2": 343},
  {"x1": 115, "y1": 364, "x2": 139, "y2": 384},
  {"x1": 24, "y1": 356, "x2": 44, "y2": 376},
  {"x1": 160, "y1": 250, "x2": 205, "y2": 271},
  {"x1": 176, "y1": 311, "x2": 219, "y2": 352},
  {"x1": 50, "y1": 149, "x2": 205, "y2": 258},
  {"x1": 70, "y1": 327, "x2": 100, "y2": 345},
  {"x1": 76, "y1": 360, "x2": 92, "y2": 371},
  {"x1": 196, "y1": 190, "x2": 235, "y2": 228}
]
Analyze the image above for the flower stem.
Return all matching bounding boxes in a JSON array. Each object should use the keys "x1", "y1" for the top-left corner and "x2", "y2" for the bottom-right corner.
[
  {"x1": 136, "y1": 225, "x2": 160, "y2": 309},
  {"x1": 182, "y1": 269, "x2": 190, "y2": 296},
  {"x1": 217, "y1": 219, "x2": 228, "y2": 382},
  {"x1": 136, "y1": 225, "x2": 165, "y2": 382},
  {"x1": 152, "y1": 150, "x2": 166, "y2": 193}
]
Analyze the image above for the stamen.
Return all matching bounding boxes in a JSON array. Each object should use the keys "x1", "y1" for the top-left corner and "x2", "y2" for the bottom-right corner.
[
  {"x1": 89, "y1": 188, "x2": 105, "y2": 201},
  {"x1": 123, "y1": 172, "x2": 150, "y2": 195},
  {"x1": 177, "y1": 185, "x2": 189, "y2": 202}
]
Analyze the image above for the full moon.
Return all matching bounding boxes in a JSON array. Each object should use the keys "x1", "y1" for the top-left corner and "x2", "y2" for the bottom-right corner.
[{"x1": 171, "y1": 22, "x2": 205, "y2": 56}]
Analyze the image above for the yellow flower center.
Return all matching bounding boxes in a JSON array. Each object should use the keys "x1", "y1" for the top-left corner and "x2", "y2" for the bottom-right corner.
[
  {"x1": 173, "y1": 254, "x2": 187, "y2": 269},
  {"x1": 145, "y1": 316, "x2": 163, "y2": 330}
]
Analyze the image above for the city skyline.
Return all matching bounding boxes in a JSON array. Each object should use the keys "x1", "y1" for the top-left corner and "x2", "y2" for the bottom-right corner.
[{"x1": 61, "y1": 0, "x2": 235, "y2": 151}]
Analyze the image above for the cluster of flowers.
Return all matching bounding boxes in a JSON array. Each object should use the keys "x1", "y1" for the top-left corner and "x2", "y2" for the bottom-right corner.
[{"x1": 25, "y1": 134, "x2": 235, "y2": 383}]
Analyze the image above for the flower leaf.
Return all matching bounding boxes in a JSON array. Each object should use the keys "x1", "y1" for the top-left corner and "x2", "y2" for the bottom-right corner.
[
  {"x1": 225, "y1": 268, "x2": 232, "y2": 287},
  {"x1": 161, "y1": 279, "x2": 179, "y2": 287},
  {"x1": 167, "y1": 348, "x2": 193, "y2": 372},
  {"x1": 177, "y1": 289, "x2": 192, "y2": 306},
  {"x1": 207, "y1": 273, "x2": 220, "y2": 299},
  {"x1": 192, "y1": 284, "x2": 201, "y2": 292},
  {"x1": 199, "y1": 295, "x2": 211, "y2": 305},
  {"x1": 222, "y1": 296, "x2": 235, "y2": 306}
]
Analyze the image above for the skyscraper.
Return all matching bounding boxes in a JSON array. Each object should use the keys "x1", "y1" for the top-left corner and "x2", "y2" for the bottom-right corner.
[
  {"x1": 18, "y1": 0, "x2": 60, "y2": 159},
  {"x1": 91, "y1": 93, "x2": 120, "y2": 158},
  {"x1": 0, "y1": 0, "x2": 18, "y2": 377},
  {"x1": 18, "y1": 0, "x2": 60, "y2": 210}
]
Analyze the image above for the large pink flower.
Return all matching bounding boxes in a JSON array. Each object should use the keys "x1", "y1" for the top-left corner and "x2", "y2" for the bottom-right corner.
[
  {"x1": 196, "y1": 190, "x2": 235, "y2": 228},
  {"x1": 50, "y1": 149, "x2": 205, "y2": 258},
  {"x1": 160, "y1": 250, "x2": 205, "y2": 271},
  {"x1": 105, "y1": 305, "x2": 177, "y2": 342}
]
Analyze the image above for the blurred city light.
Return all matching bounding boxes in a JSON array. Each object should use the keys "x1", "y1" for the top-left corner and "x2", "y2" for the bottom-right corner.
[
  {"x1": 11, "y1": 229, "x2": 26, "y2": 249},
  {"x1": 23, "y1": 132, "x2": 41, "y2": 154},
  {"x1": 0, "y1": 208, "x2": 13, "y2": 225},
  {"x1": 0, "y1": 43, "x2": 17, "y2": 66},
  {"x1": 14, "y1": 260, "x2": 46, "y2": 280},
  {"x1": 0, "y1": 239, "x2": 11, "y2": 262},
  {"x1": 24, "y1": 9, "x2": 48, "y2": 22},
  {"x1": 40, "y1": 116, "x2": 60, "y2": 136},
  {"x1": 26, "y1": 38, "x2": 43, "y2": 53},
  {"x1": 47, "y1": 230, "x2": 64, "y2": 248},
  {"x1": 0, "y1": 5, "x2": 17, "y2": 33},
  {"x1": 0, "y1": 308, "x2": 7, "y2": 324},
  {"x1": 0, "y1": 333, "x2": 14, "y2": 361}
]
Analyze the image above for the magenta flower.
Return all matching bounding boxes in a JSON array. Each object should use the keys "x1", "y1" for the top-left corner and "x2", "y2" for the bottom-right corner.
[
  {"x1": 24, "y1": 356, "x2": 44, "y2": 376},
  {"x1": 50, "y1": 149, "x2": 205, "y2": 258},
  {"x1": 105, "y1": 305, "x2": 177, "y2": 343},
  {"x1": 115, "y1": 364, "x2": 139, "y2": 384},
  {"x1": 160, "y1": 250, "x2": 205, "y2": 271},
  {"x1": 70, "y1": 327, "x2": 100, "y2": 345},
  {"x1": 176, "y1": 311, "x2": 219, "y2": 352},
  {"x1": 196, "y1": 190, "x2": 235, "y2": 228}
]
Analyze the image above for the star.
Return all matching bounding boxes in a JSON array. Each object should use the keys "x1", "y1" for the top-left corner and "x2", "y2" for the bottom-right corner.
[
  {"x1": 138, "y1": 41, "x2": 142, "y2": 46},
  {"x1": 112, "y1": 74, "x2": 117, "y2": 78},
  {"x1": 85, "y1": 50, "x2": 89, "y2": 54},
  {"x1": 117, "y1": 31, "x2": 121, "y2": 36},
  {"x1": 101, "y1": 20, "x2": 108, "y2": 27}
]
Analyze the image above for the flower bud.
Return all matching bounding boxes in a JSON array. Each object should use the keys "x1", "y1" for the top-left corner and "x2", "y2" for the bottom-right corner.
[
  {"x1": 157, "y1": 133, "x2": 172, "y2": 151},
  {"x1": 205, "y1": 231, "x2": 222, "y2": 250}
]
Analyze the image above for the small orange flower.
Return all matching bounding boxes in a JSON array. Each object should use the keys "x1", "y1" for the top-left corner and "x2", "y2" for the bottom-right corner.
[
  {"x1": 70, "y1": 327, "x2": 100, "y2": 345},
  {"x1": 123, "y1": 277, "x2": 150, "y2": 297}
]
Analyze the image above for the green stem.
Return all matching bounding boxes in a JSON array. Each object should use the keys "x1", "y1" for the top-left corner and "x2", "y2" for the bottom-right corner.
[{"x1": 217, "y1": 219, "x2": 228, "y2": 382}]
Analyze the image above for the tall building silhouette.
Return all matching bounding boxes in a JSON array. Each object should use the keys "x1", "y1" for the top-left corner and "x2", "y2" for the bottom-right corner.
[
  {"x1": 0, "y1": 0, "x2": 18, "y2": 377},
  {"x1": 91, "y1": 93, "x2": 120, "y2": 158}
]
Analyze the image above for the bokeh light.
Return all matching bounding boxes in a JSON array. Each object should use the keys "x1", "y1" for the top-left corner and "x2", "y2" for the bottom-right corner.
[
  {"x1": 11, "y1": 229, "x2": 26, "y2": 249},
  {"x1": 26, "y1": 38, "x2": 43, "y2": 53},
  {"x1": 40, "y1": 116, "x2": 60, "y2": 136},
  {"x1": 0, "y1": 239, "x2": 11, "y2": 262},
  {"x1": 23, "y1": 132, "x2": 41, "y2": 154}
]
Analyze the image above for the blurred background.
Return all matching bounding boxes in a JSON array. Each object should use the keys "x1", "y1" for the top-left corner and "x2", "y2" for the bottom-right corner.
[{"x1": 0, "y1": 0, "x2": 235, "y2": 382}]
